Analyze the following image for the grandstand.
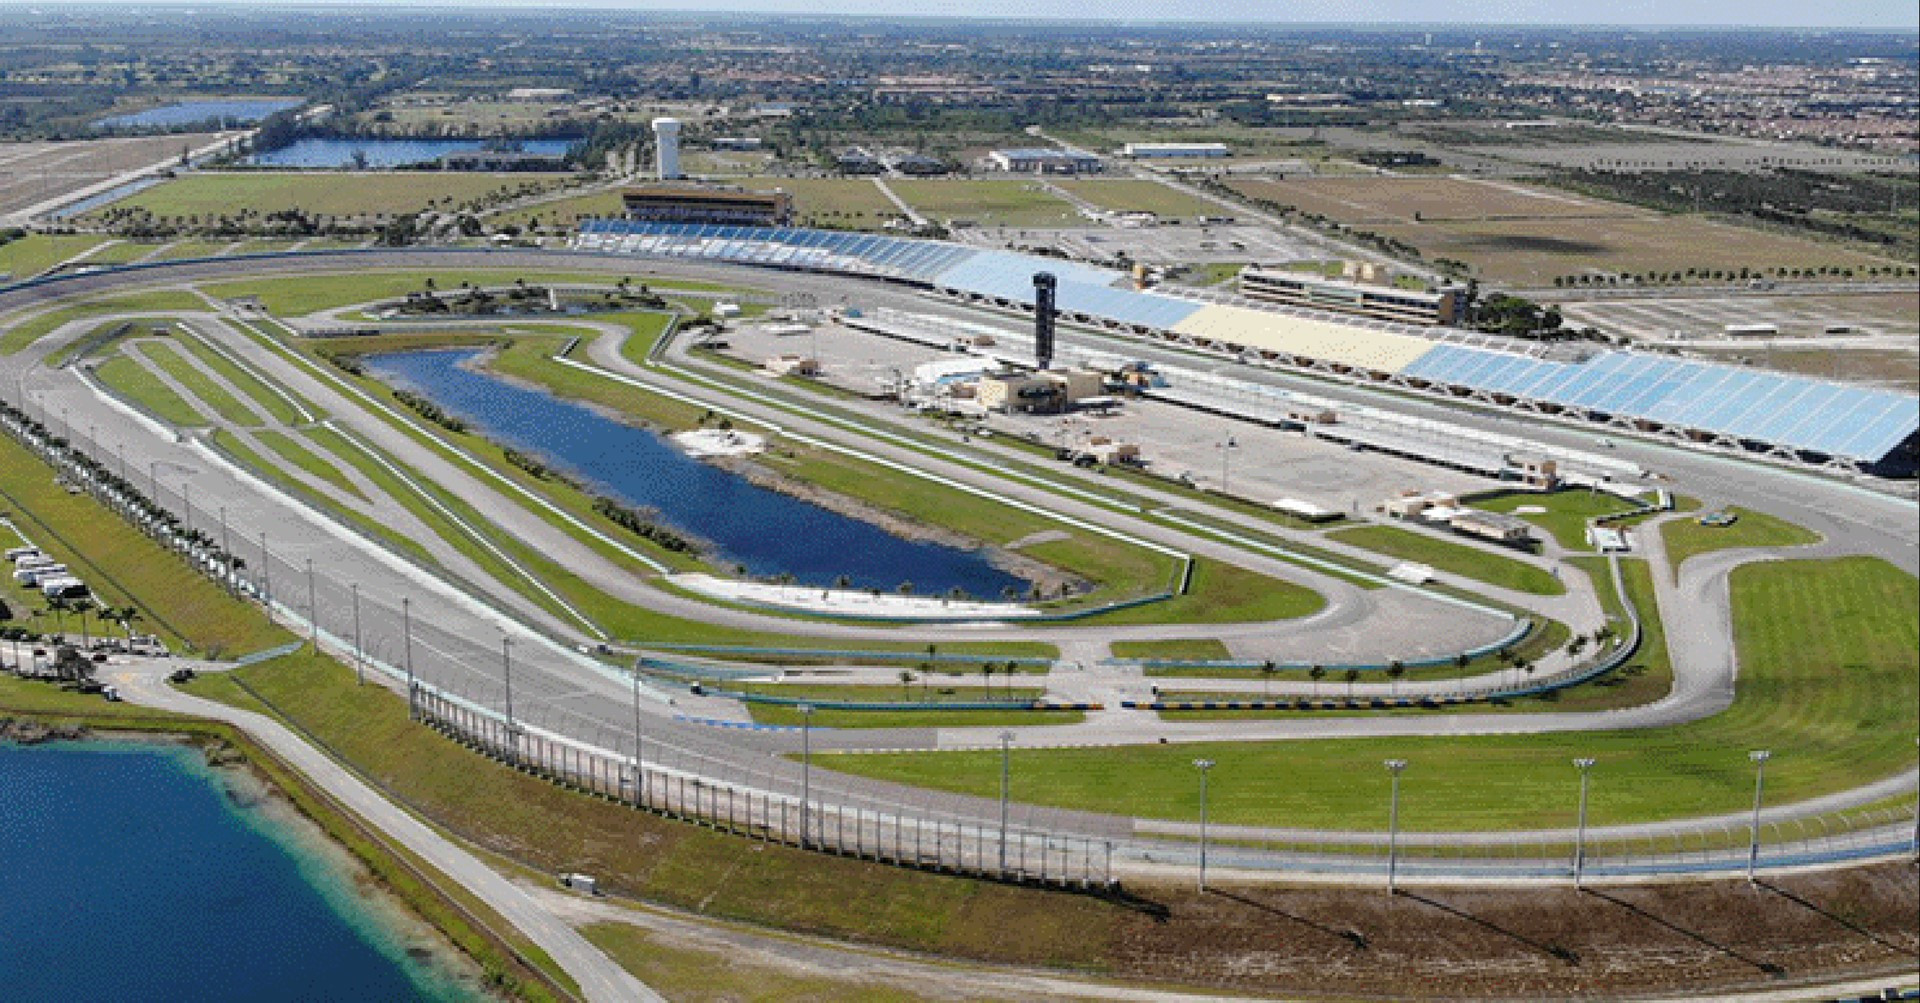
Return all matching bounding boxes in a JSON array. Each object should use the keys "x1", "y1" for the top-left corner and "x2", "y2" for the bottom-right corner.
[{"x1": 572, "y1": 219, "x2": 1920, "y2": 474}]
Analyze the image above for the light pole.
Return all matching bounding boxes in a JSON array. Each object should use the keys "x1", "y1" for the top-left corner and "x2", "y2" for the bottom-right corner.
[
  {"x1": 631, "y1": 664, "x2": 646, "y2": 808},
  {"x1": 1384, "y1": 758, "x2": 1408, "y2": 896},
  {"x1": 1194, "y1": 758, "x2": 1216, "y2": 892},
  {"x1": 502, "y1": 636, "x2": 516, "y2": 731},
  {"x1": 1217, "y1": 435, "x2": 1238, "y2": 497},
  {"x1": 1572, "y1": 757, "x2": 1596, "y2": 889},
  {"x1": 350, "y1": 582, "x2": 363, "y2": 685},
  {"x1": 401, "y1": 596, "x2": 415, "y2": 718},
  {"x1": 258, "y1": 532, "x2": 270, "y2": 609},
  {"x1": 219, "y1": 507, "x2": 232, "y2": 593},
  {"x1": 998, "y1": 730, "x2": 1015, "y2": 875},
  {"x1": 306, "y1": 558, "x2": 317, "y2": 649},
  {"x1": 798, "y1": 703, "x2": 814, "y2": 848},
  {"x1": 1747, "y1": 750, "x2": 1771, "y2": 883}
]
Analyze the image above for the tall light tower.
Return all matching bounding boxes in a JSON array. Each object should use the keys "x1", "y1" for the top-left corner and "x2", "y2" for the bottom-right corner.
[{"x1": 651, "y1": 117, "x2": 682, "y2": 180}]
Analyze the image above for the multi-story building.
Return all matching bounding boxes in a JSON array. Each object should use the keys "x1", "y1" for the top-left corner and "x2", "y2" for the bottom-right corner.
[
  {"x1": 620, "y1": 186, "x2": 794, "y2": 226},
  {"x1": 1239, "y1": 267, "x2": 1459, "y2": 327}
]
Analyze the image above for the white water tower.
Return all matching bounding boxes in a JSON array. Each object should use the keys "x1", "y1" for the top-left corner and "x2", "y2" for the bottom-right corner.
[{"x1": 651, "y1": 117, "x2": 682, "y2": 180}]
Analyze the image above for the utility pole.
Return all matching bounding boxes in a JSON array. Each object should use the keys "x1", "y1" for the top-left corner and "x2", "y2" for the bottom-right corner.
[
  {"x1": 631, "y1": 663, "x2": 647, "y2": 808},
  {"x1": 799, "y1": 703, "x2": 815, "y2": 848},
  {"x1": 998, "y1": 730, "x2": 1015, "y2": 875}
]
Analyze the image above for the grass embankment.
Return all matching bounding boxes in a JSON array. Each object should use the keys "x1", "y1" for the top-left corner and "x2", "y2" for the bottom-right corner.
[
  {"x1": 93, "y1": 352, "x2": 207, "y2": 426},
  {"x1": 580, "y1": 923, "x2": 923, "y2": 1003},
  {"x1": 728, "y1": 682, "x2": 1083, "y2": 729},
  {"x1": 105, "y1": 172, "x2": 573, "y2": 221},
  {"x1": 47, "y1": 316, "x2": 176, "y2": 367},
  {"x1": 0, "y1": 233, "x2": 111, "y2": 281},
  {"x1": 202, "y1": 652, "x2": 1120, "y2": 971},
  {"x1": 0, "y1": 675, "x2": 574, "y2": 1002},
  {"x1": 1330, "y1": 524, "x2": 1565, "y2": 596},
  {"x1": 822, "y1": 557, "x2": 1915, "y2": 831},
  {"x1": 1469, "y1": 488, "x2": 1643, "y2": 551},
  {"x1": 137, "y1": 340, "x2": 263, "y2": 426},
  {"x1": 198, "y1": 270, "x2": 715, "y2": 317},
  {"x1": 0, "y1": 432, "x2": 288, "y2": 658},
  {"x1": 255, "y1": 429, "x2": 367, "y2": 500},
  {"x1": 1111, "y1": 639, "x2": 1233, "y2": 661},
  {"x1": 0, "y1": 289, "x2": 206, "y2": 355},
  {"x1": 1661, "y1": 506, "x2": 1821, "y2": 577},
  {"x1": 174, "y1": 327, "x2": 309, "y2": 424}
]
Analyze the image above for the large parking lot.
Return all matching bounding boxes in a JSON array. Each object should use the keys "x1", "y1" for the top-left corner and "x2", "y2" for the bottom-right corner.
[{"x1": 715, "y1": 312, "x2": 1499, "y2": 515}]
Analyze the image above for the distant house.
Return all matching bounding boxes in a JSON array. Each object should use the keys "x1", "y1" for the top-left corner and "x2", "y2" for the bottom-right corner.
[
  {"x1": 835, "y1": 150, "x2": 886, "y2": 175},
  {"x1": 888, "y1": 153, "x2": 951, "y2": 176},
  {"x1": 1119, "y1": 142, "x2": 1229, "y2": 159}
]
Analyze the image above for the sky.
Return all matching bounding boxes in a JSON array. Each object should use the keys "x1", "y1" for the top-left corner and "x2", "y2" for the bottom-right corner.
[{"x1": 15, "y1": 0, "x2": 1920, "y2": 29}]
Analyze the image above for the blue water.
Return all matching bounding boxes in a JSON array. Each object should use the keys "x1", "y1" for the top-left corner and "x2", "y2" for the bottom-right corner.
[
  {"x1": 94, "y1": 99, "x2": 304, "y2": 130},
  {"x1": 0, "y1": 741, "x2": 477, "y2": 1002},
  {"x1": 366, "y1": 349, "x2": 1028, "y2": 598},
  {"x1": 250, "y1": 138, "x2": 577, "y2": 168}
]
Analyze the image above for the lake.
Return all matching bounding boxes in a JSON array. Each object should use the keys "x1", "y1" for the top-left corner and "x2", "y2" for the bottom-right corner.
[
  {"x1": 0, "y1": 740, "x2": 480, "y2": 1001},
  {"x1": 365, "y1": 349, "x2": 1028, "y2": 598},
  {"x1": 250, "y1": 138, "x2": 578, "y2": 169},
  {"x1": 94, "y1": 99, "x2": 305, "y2": 131}
]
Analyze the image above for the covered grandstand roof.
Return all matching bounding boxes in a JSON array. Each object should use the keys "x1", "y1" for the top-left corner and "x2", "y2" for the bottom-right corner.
[{"x1": 573, "y1": 220, "x2": 1920, "y2": 466}]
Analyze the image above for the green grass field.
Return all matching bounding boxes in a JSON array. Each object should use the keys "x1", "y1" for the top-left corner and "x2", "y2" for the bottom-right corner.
[
  {"x1": 102, "y1": 171, "x2": 573, "y2": 220},
  {"x1": 1052, "y1": 179, "x2": 1221, "y2": 219},
  {"x1": 734, "y1": 682, "x2": 1080, "y2": 728},
  {"x1": 255, "y1": 429, "x2": 367, "y2": 500},
  {"x1": 888, "y1": 179, "x2": 1083, "y2": 227},
  {"x1": 0, "y1": 289, "x2": 207, "y2": 356},
  {"x1": 0, "y1": 233, "x2": 112, "y2": 281},
  {"x1": 1470, "y1": 488, "x2": 1643, "y2": 552},
  {"x1": 137, "y1": 340, "x2": 263, "y2": 426},
  {"x1": 0, "y1": 432, "x2": 291, "y2": 656},
  {"x1": 772, "y1": 178, "x2": 905, "y2": 229},
  {"x1": 93, "y1": 352, "x2": 206, "y2": 426},
  {"x1": 1330, "y1": 524, "x2": 1565, "y2": 596},
  {"x1": 1661, "y1": 506, "x2": 1821, "y2": 576},
  {"x1": 821, "y1": 557, "x2": 1914, "y2": 831},
  {"x1": 174, "y1": 328, "x2": 306, "y2": 424},
  {"x1": 199, "y1": 270, "x2": 657, "y2": 317},
  {"x1": 1111, "y1": 638, "x2": 1233, "y2": 661}
]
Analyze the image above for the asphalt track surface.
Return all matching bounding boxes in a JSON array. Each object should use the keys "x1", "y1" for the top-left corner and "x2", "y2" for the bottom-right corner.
[{"x1": 3, "y1": 249, "x2": 1915, "y2": 854}]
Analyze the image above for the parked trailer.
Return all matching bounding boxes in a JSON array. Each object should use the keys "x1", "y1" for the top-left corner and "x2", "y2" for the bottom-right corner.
[
  {"x1": 1723, "y1": 323, "x2": 1779, "y2": 337},
  {"x1": 6, "y1": 546, "x2": 42, "y2": 563},
  {"x1": 39, "y1": 577, "x2": 90, "y2": 600},
  {"x1": 14, "y1": 564, "x2": 67, "y2": 585}
]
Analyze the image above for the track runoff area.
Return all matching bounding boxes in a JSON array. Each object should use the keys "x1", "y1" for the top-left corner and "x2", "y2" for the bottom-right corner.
[{"x1": 1, "y1": 245, "x2": 1914, "y2": 890}]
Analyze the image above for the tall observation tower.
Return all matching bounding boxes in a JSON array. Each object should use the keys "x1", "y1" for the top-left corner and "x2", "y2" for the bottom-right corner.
[
  {"x1": 1032, "y1": 272, "x2": 1056, "y2": 371},
  {"x1": 651, "y1": 117, "x2": 682, "y2": 180}
]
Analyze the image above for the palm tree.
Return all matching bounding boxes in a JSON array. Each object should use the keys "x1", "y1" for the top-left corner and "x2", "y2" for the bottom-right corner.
[
  {"x1": 72, "y1": 597, "x2": 94, "y2": 648},
  {"x1": 1387, "y1": 660, "x2": 1406, "y2": 699},
  {"x1": 1344, "y1": 668, "x2": 1360, "y2": 702},
  {"x1": 1260, "y1": 659, "x2": 1277, "y2": 698},
  {"x1": 1308, "y1": 664, "x2": 1326, "y2": 699},
  {"x1": 899, "y1": 670, "x2": 915, "y2": 701},
  {"x1": 116, "y1": 606, "x2": 144, "y2": 643},
  {"x1": 981, "y1": 661, "x2": 995, "y2": 696},
  {"x1": 1453, "y1": 652, "x2": 1471, "y2": 684},
  {"x1": 42, "y1": 599, "x2": 70, "y2": 643}
]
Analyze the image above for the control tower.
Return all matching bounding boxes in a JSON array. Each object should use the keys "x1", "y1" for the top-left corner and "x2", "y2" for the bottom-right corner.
[
  {"x1": 1032, "y1": 272, "x2": 1056, "y2": 371},
  {"x1": 651, "y1": 117, "x2": 682, "y2": 180}
]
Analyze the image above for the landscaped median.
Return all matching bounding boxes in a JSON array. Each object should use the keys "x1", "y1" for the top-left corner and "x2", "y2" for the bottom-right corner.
[
  {"x1": 1329, "y1": 523, "x2": 1566, "y2": 596},
  {"x1": 817, "y1": 557, "x2": 1915, "y2": 831}
]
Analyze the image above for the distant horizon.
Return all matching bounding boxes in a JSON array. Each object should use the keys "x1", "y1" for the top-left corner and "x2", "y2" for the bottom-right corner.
[{"x1": 4, "y1": 2, "x2": 1918, "y2": 32}]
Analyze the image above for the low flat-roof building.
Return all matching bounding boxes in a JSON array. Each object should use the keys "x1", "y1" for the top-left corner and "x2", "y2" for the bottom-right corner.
[
  {"x1": 836, "y1": 150, "x2": 886, "y2": 175},
  {"x1": 621, "y1": 185, "x2": 793, "y2": 226},
  {"x1": 1449, "y1": 509, "x2": 1536, "y2": 546},
  {"x1": 1240, "y1": 267, "x2": 1459, "y2": 327},
  {"x1": 1120, "y1": 142, "x2": 1229, "y2": 158},
  {"x1": 986, "y1": 148, "x2": 1103, "y2": 175}
]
